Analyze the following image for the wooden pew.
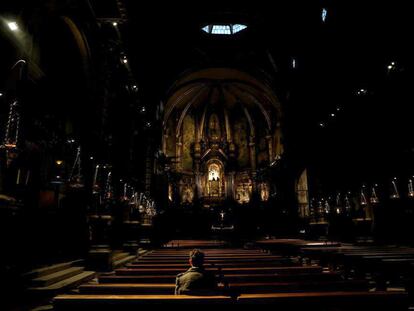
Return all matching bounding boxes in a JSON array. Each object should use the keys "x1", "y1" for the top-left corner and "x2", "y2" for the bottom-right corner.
[
  {"x1": 79, "y1": 279, "x2": 368, "y2": 295},
  {"x1": 54, "y1": 294, "x2": 233, "y2": 310},
  {"x1": 144, "y1": 249, "x2": 272, "y2": 255},
  {"x1": 302, "y1": 245, "x2": 414, "y2": 276},
  {"x1": 54, "y1": 291, "x2": 408, "y2": 310},
  {"x1": 140, "y1": 253, "x2": 268, "y2": 258},
  {"x1": 133, "y1": 257, "x2": 290, "y2": 264},
  {"x1": 236, "y1": 291, "x2": 408, "y2": 310},
  {"x1": 53, "y1": 292, "x2": 408, "y2": 311},
  {"x1": 227, "y1": 280, "x2": 368, "y2": 293},
  {"x1": 255, "y1": 239, "x2": 341, "y2": 257},
  {"x1": 55, "y1": 239, "x2": 411, "y2": 310},
  {"x1": 371, "y1": 258, "x2": 414, "y2": 291},
  {"x1": 99, "y1": 275, "x2": 180, "y2": 283},
  {"x1": 337, "y1": 250, "x2": 414, "y2": 282},
  {"x1": 115, "y1": 266, "x2": 322, "y2": 276},
  {"x1": 99, "y1": 271, "x2": 342, "y2": 284},
  {"x1": 297, "y1": 244, "x2": 414, "y2": 292},
  {"x1": 79, "y1": 283, "x2": 177, "y2": 295},
  {"x1": 139, "y1": 255, "x2": 278, "y2": 260},
  {"x1": 164, "y1": 240, "x2": 227, "y2": 248},
  {"x1": 127, "y1": 261, "x2": 299, "y2": 268}
]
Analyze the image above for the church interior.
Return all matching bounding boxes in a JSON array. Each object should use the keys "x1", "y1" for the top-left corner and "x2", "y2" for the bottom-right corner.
[{"x1": 1, "y1": 0, "x2": 414, "y2": 309}]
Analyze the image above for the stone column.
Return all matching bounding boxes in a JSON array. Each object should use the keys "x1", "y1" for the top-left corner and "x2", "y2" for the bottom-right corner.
[
  {"x1": 175, "y1": 137, "x2": 182, "y2": 171},
  {"x1": 162, "y1": 133, "x2": 168, "y2": 154},
  {"x1": 249, "y1": 136, "x2": 256, "y2": 171},
  {"x1": 266, "y1": 135, "x2": 273, "y2": 162},
  {"x1": 194, "y1": 142, "x2": 201, "y2": 171},
  {"x1": 227, "y1": 172, "x2": 235, "y2": 200},
  {"x1": 195, "y1": 172, "x2": 202, "y2": 198},
  {"x1": 249, "y1": 136, "x2": 259, "y2": 202},
  {"x1": 251, "y1": 171, "x2": 258, "y2": 200},
  {"x1": 274, "y1": 122, "x2": 284, "y2": 157}
]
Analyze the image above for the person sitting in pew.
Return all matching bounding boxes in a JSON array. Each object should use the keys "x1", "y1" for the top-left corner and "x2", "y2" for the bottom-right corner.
[{"x1": 175, "y1": 249, "x2": 218, "y2": 295}]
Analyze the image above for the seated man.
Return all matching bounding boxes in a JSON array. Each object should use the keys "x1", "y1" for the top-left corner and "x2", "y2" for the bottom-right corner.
[{"x1": 175, "y1": 249, "x2": 217, "y2": 295}]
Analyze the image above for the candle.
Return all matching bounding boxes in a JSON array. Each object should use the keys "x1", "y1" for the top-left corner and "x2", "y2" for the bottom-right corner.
[
  {"x1": 360, "y1": 190, "x2": 367, "y2": 206},
  {"x1": 408, "y1": 179, "x2": 414, "y2": 198},
  {"x1": 345, "y1": 195, "x2": 351, "y2": 211},
  {"x1": 93, "y1": 165, "x2": 99, "y2": 187},
  {"x1": 370, "y1": 186, "x2": 379, "y2": 204},
  {"x1": 16, "y1": 169, "x2": 21, "y2": 185},
  {"x1": 336, "y1": 193, "x2": 341, "y2": 206},
  {"x1": 391, "y1": 180, "x2": 400, "y2": 199},
  {"x1": 25, "y1": 170, "x2": 30, "y2": 185}
]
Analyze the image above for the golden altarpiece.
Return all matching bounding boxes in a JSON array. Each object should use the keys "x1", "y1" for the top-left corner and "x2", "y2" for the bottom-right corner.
[{"x1": 162, "y1": 68, "x2": 283, "y2": 207}]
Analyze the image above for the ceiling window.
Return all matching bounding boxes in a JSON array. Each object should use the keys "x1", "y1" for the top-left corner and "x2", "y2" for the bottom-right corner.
[
  {"x1": 321, "y1": 8, "x2": 328, "y2": 22},
  {"x1": 232, "y1": 24, "x2": 247, "y2": 33},
  {"x1": 202, "y1": 24, "x2": 247, "y2": 35}
]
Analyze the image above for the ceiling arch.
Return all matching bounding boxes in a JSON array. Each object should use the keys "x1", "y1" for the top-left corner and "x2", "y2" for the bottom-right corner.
[{"x1": 163, "y1": 67, "x2": 282, "y2": 135}]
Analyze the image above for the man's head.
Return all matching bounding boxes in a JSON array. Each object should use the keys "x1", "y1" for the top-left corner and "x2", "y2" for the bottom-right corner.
[{"x1": 189, "y1": 249, "x2": 205, "y2": 268}]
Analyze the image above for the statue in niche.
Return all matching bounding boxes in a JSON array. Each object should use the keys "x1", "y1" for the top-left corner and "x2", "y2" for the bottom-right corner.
[
  {"x1": 168, "y1": 183, "x2": 173, "y2": 202},
  {"x1": 236, "y1": 182, "x2": 251, "y2": 204},
  {"x1": 208, "y1": 114, "x2": 221, "y2": 141},
  {"x1": 181, "y1": 184, "x2": 194, "y2": 203},
  {"x1": 207, "y1": 163, "x2": 222, "y2": 197},
  {"x1": 260, "y1": 183, "x2": 270, "y2": 202}
]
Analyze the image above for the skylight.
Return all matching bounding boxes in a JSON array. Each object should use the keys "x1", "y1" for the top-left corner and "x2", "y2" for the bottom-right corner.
[
  {"x1": 202, "y1": 24, "x2": 247, "y2": 35},
  {"x1": 232, "y1": 24, "x2": 247, "y2": 33},
  {"x1": 321, "y1": 8, "x2": 328, "y2": 22},
  {"x1": 212, "y1": 25, "x2": 231, "y2": 35}
]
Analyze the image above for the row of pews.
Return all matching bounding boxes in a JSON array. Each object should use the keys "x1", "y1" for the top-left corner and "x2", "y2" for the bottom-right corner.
[
  {"x1": 53, "y1": 240, "x2": 409, "y2": 310},
  {"x1": 297, "y1": 242, "x2": 414, "y2": 294}
]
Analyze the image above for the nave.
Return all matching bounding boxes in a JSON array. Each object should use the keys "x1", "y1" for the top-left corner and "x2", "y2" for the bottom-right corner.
[
  {"x1": 52, "y1": 239, "x2": 411, "y2": 310},
  {"x1": 1, "y1": 1, "x2": 414, "y2": 309}
]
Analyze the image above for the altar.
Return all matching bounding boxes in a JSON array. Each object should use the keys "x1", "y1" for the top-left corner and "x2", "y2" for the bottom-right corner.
[{"x1": 160, "y1": 68, "x2": 283, "y2": 209}]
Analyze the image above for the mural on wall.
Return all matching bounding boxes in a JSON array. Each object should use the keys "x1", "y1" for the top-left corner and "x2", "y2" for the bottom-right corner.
[{"x1": 182, "y1": 114, "x2": 195, "y2": 171}]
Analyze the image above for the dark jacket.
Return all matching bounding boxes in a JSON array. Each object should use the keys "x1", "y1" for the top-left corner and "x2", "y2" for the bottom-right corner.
[{"x1": 175, "y1": 266, "x2": 217, "y2": 295}]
